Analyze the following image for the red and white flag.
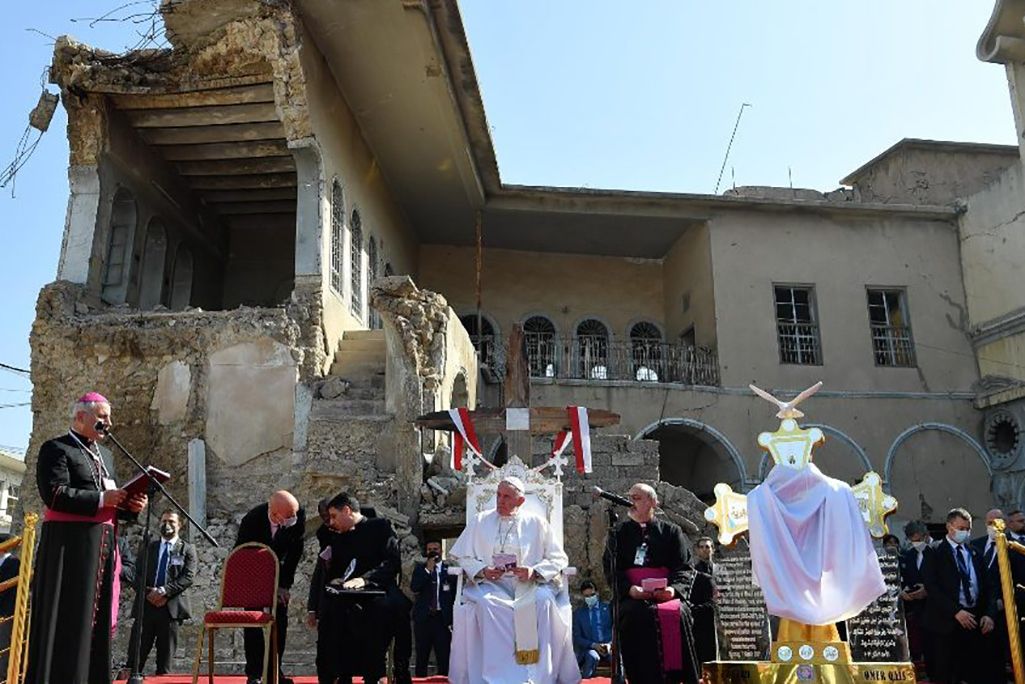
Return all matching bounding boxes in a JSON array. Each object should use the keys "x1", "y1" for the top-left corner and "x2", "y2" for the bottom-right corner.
[
  {"x1": 448, "y1": 407, "x2": 481, "y2": 471},
  {"x1": 555, "y1": 406, "x2": 592, "y2": 474}
]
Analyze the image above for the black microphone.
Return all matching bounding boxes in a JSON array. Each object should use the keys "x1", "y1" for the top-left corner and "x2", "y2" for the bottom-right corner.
[
  {"x1": 593, "y1": 486, "x2": 632, "y2": 507},
  {"x1": 94, "y1": 421, "x2": 110, "y2": 435}
]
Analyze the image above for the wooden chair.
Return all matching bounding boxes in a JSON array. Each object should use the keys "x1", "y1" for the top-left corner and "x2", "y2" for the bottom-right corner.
[{"x1": 192, "y1": 542, "x2": 279, "y2": 684}]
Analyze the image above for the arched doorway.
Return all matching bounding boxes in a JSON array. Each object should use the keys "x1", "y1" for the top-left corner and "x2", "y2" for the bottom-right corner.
[
  {"x1": 138, "y1": 218, "x2": 167, "y2": 310},
  {"x1": 636, "y1": 418, "x2": 747, "y2": 503},
  {"x1": 885, "y1": 424, "x2": 993, "y2": 525}
]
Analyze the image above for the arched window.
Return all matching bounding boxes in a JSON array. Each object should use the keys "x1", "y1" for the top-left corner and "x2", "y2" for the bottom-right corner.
[
  {"x1": 368, "y1": 236, "x2": 381, "y2": 329},
  {"x1": 459, "y1": 314, "x2": 496, "y2": 367},
  {"x1": 630, "y1": 321, "x2": 663, "y2": 382},
  {"x1": 169, "y1": 244, "x2": 194, "y2": 311},
  {"x1": 350, "y1": 208, "x2": 363, "y2": 319},
  {"x1": 524, "y1": 315, "x2": 557, "y2": 378},
  {"x1": 138, "y1": 219, "x2": 167, "y2": 310},
  {"x1": 102, "y1": 188, "x2": 137, "y2": 304},
  {"x1": 576, "y1": 319, "x2": 609, "y2": 380},
  {"x1": 330, "y1": 179, "x2": 344, "y2": 295}
]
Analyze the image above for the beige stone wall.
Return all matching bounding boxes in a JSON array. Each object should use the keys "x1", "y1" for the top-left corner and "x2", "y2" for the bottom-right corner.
[
  {"x1": 299, "y1": 29, "x2": 420, "y2": 363},
  {"x1": 417, "y1": 245, "x2": 664, "y2": 340},
  {"x1": 662, "y1": 224, "x2": 716, "y2": 346},
  {"x1": 708, "y1": 211, "x2": 978, "y2": 392},
  {"x1": 960, "y1": 163, "x2": 1025, "y2": 329}
]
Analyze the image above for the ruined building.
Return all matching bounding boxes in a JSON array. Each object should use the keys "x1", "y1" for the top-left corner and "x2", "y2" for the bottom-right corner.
[{"x1": 23, "y1": 0, "x2": 1025, "y2": 670}]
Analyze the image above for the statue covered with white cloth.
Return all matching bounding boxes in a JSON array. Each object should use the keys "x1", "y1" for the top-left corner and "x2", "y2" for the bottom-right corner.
[{"x1": 448, "y1": 476, "x2": 581, "y2": 683}]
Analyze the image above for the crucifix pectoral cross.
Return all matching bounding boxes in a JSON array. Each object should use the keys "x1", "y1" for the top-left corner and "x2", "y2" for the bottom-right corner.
[{"x1": 415, "y1": 324, "x2": 619, "y2": 471}]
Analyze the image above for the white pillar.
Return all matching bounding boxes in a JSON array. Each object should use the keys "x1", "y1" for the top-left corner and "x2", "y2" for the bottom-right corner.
[{"x1": 187, "y1": 438, "x2": 207, "y2": 530}]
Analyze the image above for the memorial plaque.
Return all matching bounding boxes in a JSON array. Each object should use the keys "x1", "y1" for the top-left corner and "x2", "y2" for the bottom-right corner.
[
  {"x1": 845, "y1": 548, "x2": 909, "y2": 662},
  {"x1": 714, "y1": 540, "x2": 771, "y2": 661}
]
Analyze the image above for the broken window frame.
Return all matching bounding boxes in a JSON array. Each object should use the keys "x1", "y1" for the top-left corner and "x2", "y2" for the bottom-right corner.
[
  {"x1": 866, "y1": 287, "x2": 916, "y2": 368},
  {"x1": 101, "y1": 188, "x2": 138, "y2": 305},
  {"x1": 368, "y1": 235, "x2": 380, "y2": 329},
  {"x1": 330, "y1": 179, "x2": 345, "y2": 297},
  {"x1": 773, "y1": 284, "x2": 822, "y2": 366},
  {"x1": 350, "y1": 208, "x2": 364, "y2": 320}
]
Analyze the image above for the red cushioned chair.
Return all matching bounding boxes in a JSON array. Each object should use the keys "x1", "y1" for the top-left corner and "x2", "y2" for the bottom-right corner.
[{"x1": 192, "y1": 542, "x2": 280, "y2": 684}]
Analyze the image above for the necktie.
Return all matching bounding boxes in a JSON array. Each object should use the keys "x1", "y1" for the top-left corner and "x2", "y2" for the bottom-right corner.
[
  {"x1": 155, "y1": 542, "x2": 170, "y2": 587},
  {"x1": 985, "y1": 543, "x2": 996, "y2": 568},
  {"x1": 955, "y1": 545, "x2": 973, "y2": 606},
  {"x1": 429, "y1": 567, "x2": 439, "y2": 611}
]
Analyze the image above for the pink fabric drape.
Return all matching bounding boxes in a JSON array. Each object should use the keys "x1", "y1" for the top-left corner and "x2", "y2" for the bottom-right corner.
[
  {"x1": 625, "y1": 566, "x2": 682, "y2": 672},
  {"x1": 44, "y1": 506, "x2": 122, "y2": 632}
]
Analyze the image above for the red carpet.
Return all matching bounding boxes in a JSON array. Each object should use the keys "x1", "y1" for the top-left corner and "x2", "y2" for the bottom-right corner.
[{"x1": 115, "y1": 677, "x2": 612, "y2": 683}]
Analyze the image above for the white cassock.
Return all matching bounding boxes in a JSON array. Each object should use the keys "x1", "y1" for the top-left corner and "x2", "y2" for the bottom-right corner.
[
  {"x1": 448, "y1": 509, "x2": 581, "y2": 684},
  {"x1": 748, "y1": 463, "x2": 886, "y2": 624}
]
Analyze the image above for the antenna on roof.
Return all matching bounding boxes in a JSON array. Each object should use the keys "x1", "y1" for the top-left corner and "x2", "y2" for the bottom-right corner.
[{"x1": 714, "y1": 103, "x2": 751, "y2": 195}]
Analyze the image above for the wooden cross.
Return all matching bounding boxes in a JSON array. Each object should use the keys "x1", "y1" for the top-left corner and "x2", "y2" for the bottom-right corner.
[{"x1": 415, "y1": 324, "x2": 619, "y2": 467}]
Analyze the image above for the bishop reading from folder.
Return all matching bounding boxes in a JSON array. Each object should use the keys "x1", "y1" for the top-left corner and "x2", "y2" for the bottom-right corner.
[{"x1": 705, "y1": 383, "x2": 887, "y2": 646}]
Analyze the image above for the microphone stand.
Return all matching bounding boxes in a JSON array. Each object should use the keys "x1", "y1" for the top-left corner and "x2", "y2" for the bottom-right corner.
[
  {"x1": 605, "y1": 505, "x2": 626, "y2": 684},
  {"x1": 101, "y1": 426, "x2": 219, "y2": 684}
]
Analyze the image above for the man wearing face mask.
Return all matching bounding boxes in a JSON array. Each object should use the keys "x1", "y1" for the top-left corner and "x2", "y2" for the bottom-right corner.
[
  {"x1": 572, "y1": 580, "x2": 611, "y2": 678},
  {"x1": 411, "y1": 539, "x2": 455, "y2": 677},
  {"x1": 899, "y1": 521, "x2": 933, "y2": 680},
  {"x1": 124, "y1": 510, "x2": 197, "y2": 675},
  {"x1": 971, "y1": 509, "x2": 1014, "y2": 683},
  {"x1": 235, "y1": 490, "x2": 306, "y2": 684},
  {"x1": 923, "y1": 508, "x2": 997, "y2": 684}
]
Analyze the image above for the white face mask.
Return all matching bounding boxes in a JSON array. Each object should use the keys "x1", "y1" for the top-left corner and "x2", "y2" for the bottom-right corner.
[
  {"x1": 988, "y1": 526, "x2": 999, "y2": 541},
  {"x1": 280, "y1": 515, "x2": 298, "y2": 528},
  {"x1": 952, "y1": 529, "x2": 971, "y2": 545},
  {"x1": 910, "y1": 540, "x2": 927, "y2": 551},
  {"x1": 583, "y1": 595, "x2": 599, "y2": 608}
]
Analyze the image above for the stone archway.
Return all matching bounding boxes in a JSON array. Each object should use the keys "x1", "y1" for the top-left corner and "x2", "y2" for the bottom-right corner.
[
  {"x1": 758, "y1": 423, "x2": 872, "y2": 485},
  {"x1": 635, "y1": 418, "x2": 747, "y2": 502},
  {"x1": 885, "y1": 423, "x2": 993, "y2": 523}
]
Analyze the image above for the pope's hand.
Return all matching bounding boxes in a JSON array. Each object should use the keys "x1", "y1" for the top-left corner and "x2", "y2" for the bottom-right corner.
[
  {"x1": 512, "y1": 566, "x2": 534, "y2": 582},
  {"x1": 483, "y1": 567, "x2": 504, "y2": 581},
  {"x1": 342, "y1": 577, "x2": 366, "y2": 590}
]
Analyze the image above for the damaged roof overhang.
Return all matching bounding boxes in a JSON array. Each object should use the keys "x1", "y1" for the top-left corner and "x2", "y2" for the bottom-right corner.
[{"x1": 978, "y1": 0, "x2": 1025, "y2": 63}]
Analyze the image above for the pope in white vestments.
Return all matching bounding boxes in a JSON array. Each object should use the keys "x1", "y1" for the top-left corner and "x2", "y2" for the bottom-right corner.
[{"x1": 448, "y1": 476, "x2": 581, "y2": 684}]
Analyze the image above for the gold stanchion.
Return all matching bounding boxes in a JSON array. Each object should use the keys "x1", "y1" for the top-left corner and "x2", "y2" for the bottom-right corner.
[
  {"x1": 5, "y1": 513, "x2": 37, "y2": 684},
  {"x1": 994, "y1": 519, "x2": 1024, "y2": 684}
]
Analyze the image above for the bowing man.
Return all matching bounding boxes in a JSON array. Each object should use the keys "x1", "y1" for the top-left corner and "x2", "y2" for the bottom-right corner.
[
  {"x1": 448, "y1": 476, "x2": 580, "y2": 683},
  {"x1": 605, "y1": 483, "x2": 699, "y2": 684}
]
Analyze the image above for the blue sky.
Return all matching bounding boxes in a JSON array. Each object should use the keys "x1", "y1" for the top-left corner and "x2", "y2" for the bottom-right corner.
[{"x1": 0, "y1": 1, "x2": 1014, "y2": 453}]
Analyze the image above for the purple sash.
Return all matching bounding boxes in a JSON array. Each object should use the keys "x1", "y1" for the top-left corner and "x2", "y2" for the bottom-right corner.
[{"x1": 626, "y1": 566, "x2": 682, "y2": 672}]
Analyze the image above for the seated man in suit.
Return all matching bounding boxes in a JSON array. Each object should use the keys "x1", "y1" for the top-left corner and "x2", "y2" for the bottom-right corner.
[
  {"x1": 235, "y1": 490, "x2": 305, "y2": 684},
  {"x1": 923, "y1": 507, "x2": 997, "y2": 684},
  {"x1": 124, "y1": 510, "x2": 197, "y2": 675},
  {"x1": 572, "y1": 580, "x2": 611, "y2": 678},
  {"x1": 411, "y1": 539, "x2": 455, "y2": 677}
]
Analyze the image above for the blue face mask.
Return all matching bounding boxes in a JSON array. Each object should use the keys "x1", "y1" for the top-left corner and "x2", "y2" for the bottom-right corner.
[
  {"x1": 952, "y1": 529, "x2": 971, "y2": 545},
  {"x1": 584, "y1": 595, "x2": 599, "y2": 608}
]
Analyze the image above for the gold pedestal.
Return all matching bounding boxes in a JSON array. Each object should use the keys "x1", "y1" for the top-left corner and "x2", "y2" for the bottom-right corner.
[{"x1": 702, "y1": 661, "x2": 915, "y2": 684}]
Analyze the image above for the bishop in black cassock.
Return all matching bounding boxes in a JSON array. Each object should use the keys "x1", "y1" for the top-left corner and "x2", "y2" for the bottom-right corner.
[{"x1": 26, "y1": 393, "x2": 147, "y2": 684}]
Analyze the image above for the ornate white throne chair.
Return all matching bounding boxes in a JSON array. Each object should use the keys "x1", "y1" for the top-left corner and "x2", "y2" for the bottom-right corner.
[{"x1": 447, "y1": 452, "x2": 577, "y2": 602}]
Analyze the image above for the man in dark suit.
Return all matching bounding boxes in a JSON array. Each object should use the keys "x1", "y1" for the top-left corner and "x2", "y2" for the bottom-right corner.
[
  {"x1": 410, "y1": 539, "x2": 454, "y2": 677},
  {"x1": 572, "y1": 579, "x2": 612, "y2": 678},
  {"x1": 0, "y1": 533, "x2": 20, "y2": 676},
  {"x1": 923, "y1": 507, "x2": 998, "y2": 684},
  {"x1": 690, "y1": 537, "x2": 718, "y2": 664},
  {"x1": 899, "y1": 520, "x2": 932, "y2": 679},
  {"x1": 1007, "y1": 509, "x2": 1025, "y2": 543},
  {"x1": 124, "y1": 510, "x2": 197, "y2": 675},
  {"x1": 235, "y1": 490, "x2": 305, "y2": 684}
]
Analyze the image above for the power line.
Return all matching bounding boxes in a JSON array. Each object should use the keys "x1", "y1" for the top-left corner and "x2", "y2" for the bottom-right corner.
[{"x1": 0, "y1": 363, "x2": 29, "y2": 376}]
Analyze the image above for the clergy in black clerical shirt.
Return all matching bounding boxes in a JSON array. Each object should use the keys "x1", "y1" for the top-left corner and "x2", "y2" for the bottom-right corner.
[
  {"x1": 25, "y1": 392, "x2": 148, "y2": 684},
  {"x1": 309, "y1": 492, "x2": 401, "y2": 684}
]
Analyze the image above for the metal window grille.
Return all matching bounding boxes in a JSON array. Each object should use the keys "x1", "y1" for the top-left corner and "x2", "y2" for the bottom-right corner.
[
  {"x1": 575, "y1": 319, "x2": 610, "y2": 380},
  {"x1": 524, "y1": 316, "x2": 557, "y2": 377},
  {"x1": 630, "y1": 322, "x2": 663, "y2": 382},
  {"x1": 867, "y1": 289, "x2": 915, "y2": 367},
  {"x1": 330, "y1": 180, "x2": 344, "y2": 295},
  {"x1": 460, "y1": 315, "x2": 496, "y2": 367},
  {"x1": 774, "y1": 286, "x2": 821, "y2": 365},
  {"x1": 350, "y1": 209, "x2": 363, "y2": 318}
]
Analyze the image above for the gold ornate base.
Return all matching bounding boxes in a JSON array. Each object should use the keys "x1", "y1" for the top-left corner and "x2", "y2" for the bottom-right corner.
[{"x1": 702, "y1": 661, "x2": 915, "y2": 684}]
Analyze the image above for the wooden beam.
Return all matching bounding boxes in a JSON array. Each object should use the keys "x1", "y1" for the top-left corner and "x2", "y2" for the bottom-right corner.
[
  {"x1": 159, "y1": 140, "x2": 291, "y2": 161},
  {"x1": 209, "y1": 201, "x2": 296, "y2": 215},
  {"x1": 414, "y1": 408, "x2": 620, "y2": 434},
  {"x1": 141, "y1": 122, "x2": 285, "y2": 146},
  {"x1": 176, "y1": 156, "x2": 296, "y2": 176},
  {"x1": 188, "y1": 173, "x2": 297, "y2": 190},
  {"x1": 125, "y1": 102, "x2": 280, "y2": 129},
  {"x1": 109, "y1": 83, "x2": 275, "y2": 110},
  {"x1": 202, "y1": 188, "x2": 298, "y2": 202}
]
